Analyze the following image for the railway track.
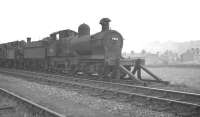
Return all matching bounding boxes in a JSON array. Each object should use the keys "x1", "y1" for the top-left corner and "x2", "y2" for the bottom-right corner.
[
  {"x1": 0, "y1": 87, "x2": 65, "y2": 117},
  {"x1": 0, "y1": 68, "x2": 200, "y2": 116}
]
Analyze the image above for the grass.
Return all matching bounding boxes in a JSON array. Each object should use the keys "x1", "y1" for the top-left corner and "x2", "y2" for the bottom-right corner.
[{"x1": 142, "y1": 66, "x2": 200, "y2": 90}]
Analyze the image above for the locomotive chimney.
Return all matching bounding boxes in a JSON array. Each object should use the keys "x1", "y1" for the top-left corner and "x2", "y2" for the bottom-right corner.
[
  {"x1": 27, "y1": 37, "x2": 31, "y2": 43},
  {"x1": 100, "y1": 18, "x2": 111, "y2": 31}
]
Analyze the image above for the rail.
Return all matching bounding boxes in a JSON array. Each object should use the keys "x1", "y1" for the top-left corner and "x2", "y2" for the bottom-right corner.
[
  {"x1": 0, "y1": 87, "x2": 65, "y2": 117},
  {"x1": 0, "y1": 68, "x2": 200, "y2": 116}
]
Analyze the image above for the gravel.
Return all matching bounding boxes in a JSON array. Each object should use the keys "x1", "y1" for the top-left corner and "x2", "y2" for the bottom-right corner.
[{"x1": 0, "y1": 74, "x2": 179, "y2": 117}]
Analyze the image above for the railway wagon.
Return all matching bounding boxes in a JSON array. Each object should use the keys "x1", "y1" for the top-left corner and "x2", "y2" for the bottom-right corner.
[
  {"x1": 0, "y1": 41, "x2": 25, "y2": 68},
  {"x1": 23, "y1": 38, "x2": 48, "y2": 70}
]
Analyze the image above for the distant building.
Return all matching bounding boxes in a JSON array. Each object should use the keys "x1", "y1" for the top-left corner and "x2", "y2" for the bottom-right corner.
[
  {"x1": 125, "y1": 52, "x2": 164, "y2": 65},
  {"x1": 123, "y1": 50, "x2": 182, "y2": 65},
  {"x1": 159, "y1": 50, "x2": 179, "y2": 64},
  {"x1": 144, "y1": 53, "x2": 164, "y2": 65},
  {"x1": 181, "y1": 51, "x2": 194, "y2": 62},
  {"x1": 180, "y1": 48, "x2": 200, "y2": 62}
]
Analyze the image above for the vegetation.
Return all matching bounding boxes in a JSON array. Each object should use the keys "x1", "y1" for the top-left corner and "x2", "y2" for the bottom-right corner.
[{"x1": 143, "y1": 66, "x2": 200, "y2": 90}]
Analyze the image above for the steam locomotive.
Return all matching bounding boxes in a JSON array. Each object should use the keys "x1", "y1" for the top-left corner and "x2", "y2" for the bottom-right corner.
[{"x1": 0, "y1": 18, "x2": 126, "y2": 79}]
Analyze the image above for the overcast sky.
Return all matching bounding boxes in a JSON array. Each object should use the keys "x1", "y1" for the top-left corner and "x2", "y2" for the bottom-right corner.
[{"x1": 0, "y1": 0, "x2": 200, "y2": 52}]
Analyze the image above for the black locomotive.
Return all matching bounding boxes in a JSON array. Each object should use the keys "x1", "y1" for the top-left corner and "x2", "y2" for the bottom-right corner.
[
  {"x1": 0, "y1": 18, "x2": 123, "y2": 78},
  {"x1": 0, "y1": 18, "x2": 164, "y2": 83}
]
